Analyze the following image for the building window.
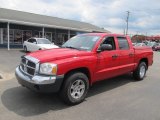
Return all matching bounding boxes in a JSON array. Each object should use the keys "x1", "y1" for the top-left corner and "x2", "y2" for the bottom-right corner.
[
  {"x1": 3, "y1": 29, "x2": 14, "y2": 44},
  {"x1": 2, "y1": 28, "x2": 32, "y2": 44},
  {"x1": 45, "y1": 32, "x2": 52, "y2": 41},
  {"x1": 23, "y1": 31, "x2": 32, "y2": 42},
  {"x1": 0, "y1": 28, "x2": 3, "y2": 44},
  {"x1": 33, "y1": 31, "x2": 39, "y2": 37},
  {"x1": 14, "y1": 29, "x2": 22, "y2": 44}
]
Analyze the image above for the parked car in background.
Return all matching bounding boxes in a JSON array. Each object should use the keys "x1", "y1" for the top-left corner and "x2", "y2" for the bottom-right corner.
[
  {"x1": 147, "y1": 42, "x2": 156, "y2": 49},
  {"x1": 134, "y1": 43, "x2": 146, "y2": 47},
  {"x1": 147, "y1": 42, "x2": 158, "y2": 51},
  {"x1": 23, "y1": 38, "x2": 59, "y2": 52},
  {"x1": 143, "y1": 41, "x2": 150, "y2": 46},
  {"x1": 152, "y1": 43, "x2": 160, "y2": 51},
  {"x1": 132, "y1": 43, "x2": 137, "y2": 46}
]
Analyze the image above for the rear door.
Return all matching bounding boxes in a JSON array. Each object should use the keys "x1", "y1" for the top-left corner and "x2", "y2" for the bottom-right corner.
[
  {"x1": 115, "y1": 36, "x2": 135, "y2": 74},
  {"x1": 94, "y1": 36, "x2": 121, "y2": 81}
]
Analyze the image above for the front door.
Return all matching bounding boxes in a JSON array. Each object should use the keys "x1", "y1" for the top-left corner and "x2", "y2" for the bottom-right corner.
[{"x1": 94, "y1": 36, "x2": 121, "y2": 81}]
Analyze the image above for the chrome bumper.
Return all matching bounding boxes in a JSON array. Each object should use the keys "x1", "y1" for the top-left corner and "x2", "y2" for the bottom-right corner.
[{"x1": 15, "y1": 66, "x2": 64, "y2": 93}]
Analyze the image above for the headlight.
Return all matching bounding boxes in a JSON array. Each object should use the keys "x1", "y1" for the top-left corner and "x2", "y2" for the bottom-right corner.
[{"x1": 39, "y1": 63, "x2": 57, "y2": 75}]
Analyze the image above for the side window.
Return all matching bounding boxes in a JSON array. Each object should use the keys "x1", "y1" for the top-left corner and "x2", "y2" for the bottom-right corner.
[
  {"x1": 101, "y1": 37, "x2": 116, "y2": 50},
  {"x1": 32, "y1": 39, "x2": 37, "y2": 43},
  {"x1": 27, "y1": 39, "x2": 32, "y2": 43},
  {"x1": 28, "y1": 39, "x2": 36, "y2": 43},
  {"x1": 117, "y1": 37, "x2": 129, "y2": 50}
]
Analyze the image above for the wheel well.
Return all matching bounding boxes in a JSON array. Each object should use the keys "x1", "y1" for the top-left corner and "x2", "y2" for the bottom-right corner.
[
  {"x1": 23, "y1": 46, "x2": 27, "y2": 50},
  {"x1": 63, "y1": 67, "x2": 91, "y2": 84},
  {"x1": 140, "y1": 58, "x2": 148, "y2": 69}
]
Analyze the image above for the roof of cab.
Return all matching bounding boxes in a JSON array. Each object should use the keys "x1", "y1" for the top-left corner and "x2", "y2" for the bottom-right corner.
[{"x1": 80, "y1": 33, "x2": 127, "y2": 37}]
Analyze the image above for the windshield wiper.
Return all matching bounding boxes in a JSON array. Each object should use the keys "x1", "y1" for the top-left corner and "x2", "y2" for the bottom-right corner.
[{"x1": 62, "y1": 46, "x2": 80, "y2": 50}]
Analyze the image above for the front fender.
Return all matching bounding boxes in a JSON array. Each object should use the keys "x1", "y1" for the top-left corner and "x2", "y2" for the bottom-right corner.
[{"x1": 54, "y1": 56, "x2": 97, "y2": 83}]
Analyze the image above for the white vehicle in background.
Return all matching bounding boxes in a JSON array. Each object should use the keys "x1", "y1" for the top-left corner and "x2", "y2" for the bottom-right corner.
[
  {"x1": 132, "y1": 43, "x2": 137, "y2": 46},
  {"x1": 23, "y1": 38, "x2": 59, "y2": 52},
  {"x1": 147, "y1": 41, "x2": 156, "y2": 47},
  {"x1": 134, "y1": 43, "x2": 146, "y2": 47}
]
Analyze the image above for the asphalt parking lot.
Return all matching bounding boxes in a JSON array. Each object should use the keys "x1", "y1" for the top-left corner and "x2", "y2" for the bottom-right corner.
[{"x1": 0, "y1": 49, "x2": 160, "y2": 120}]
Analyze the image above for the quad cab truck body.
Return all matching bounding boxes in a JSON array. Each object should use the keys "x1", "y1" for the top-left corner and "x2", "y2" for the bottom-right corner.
[{"x1": 15, "y1": 33, "x2": 153, "y2": 105}]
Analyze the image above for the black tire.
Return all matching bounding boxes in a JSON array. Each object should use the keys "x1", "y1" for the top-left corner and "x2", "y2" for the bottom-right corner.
[
  {"x1": 59, "y1": 72, "x2": 89, "y2": 105},
  {"x1": 24, "y1": 46, "x2": 27, "y2": 52},
  {"x1": 133, "y1": 62, "x2": 147, "y2": 81}
]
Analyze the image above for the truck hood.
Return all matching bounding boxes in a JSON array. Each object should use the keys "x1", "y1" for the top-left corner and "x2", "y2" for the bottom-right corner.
[{"x1": 27, "y1": 48, "x2": 91, "y2": 63}]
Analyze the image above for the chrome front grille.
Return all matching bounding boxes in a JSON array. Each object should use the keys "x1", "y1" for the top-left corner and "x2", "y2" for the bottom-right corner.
[{"x1": 20, "y1": 57, "x2": 36, "y2": 76}]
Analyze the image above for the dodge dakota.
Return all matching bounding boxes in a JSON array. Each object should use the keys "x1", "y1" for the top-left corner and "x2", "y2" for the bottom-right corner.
[{"x1": 15, "y1": 33, "x2": 153, "y2": 105}]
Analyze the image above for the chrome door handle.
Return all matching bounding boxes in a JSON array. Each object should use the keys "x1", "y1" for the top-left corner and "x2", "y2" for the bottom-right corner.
[
  {"x1": 112, "y1": 54, "x2": 118, "y2": 58},
  {"x1": 129, "y1": 53, "x2": 134, "y2": 56}
]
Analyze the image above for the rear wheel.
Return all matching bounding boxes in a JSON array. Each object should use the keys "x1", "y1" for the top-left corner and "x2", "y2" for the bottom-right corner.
[
  {"x1": 60, "y1": 72, "x2": 89, "y2": 105},
  {"x1": 133, "y1": 62, "x2": 147, "y2": 80}
]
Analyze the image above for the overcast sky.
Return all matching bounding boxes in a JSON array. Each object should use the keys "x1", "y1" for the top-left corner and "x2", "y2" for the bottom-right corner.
[{"x1": 0, "y1": 0, "x2": 160, "y2": 35}]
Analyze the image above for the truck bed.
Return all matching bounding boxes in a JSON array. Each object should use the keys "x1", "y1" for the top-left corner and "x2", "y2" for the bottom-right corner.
[{"x1": 134, "y1": 46, "x2": 153, "y2": 67}]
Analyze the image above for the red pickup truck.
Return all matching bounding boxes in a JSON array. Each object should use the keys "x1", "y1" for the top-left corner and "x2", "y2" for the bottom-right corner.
[{"x1": 15, "y1": 33, "x2": 153, "y2": 105}]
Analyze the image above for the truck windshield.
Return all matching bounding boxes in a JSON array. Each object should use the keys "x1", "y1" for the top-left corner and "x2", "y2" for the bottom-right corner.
[{"x1": 62, "y1": 35, "x2": 100, "y2": 51}]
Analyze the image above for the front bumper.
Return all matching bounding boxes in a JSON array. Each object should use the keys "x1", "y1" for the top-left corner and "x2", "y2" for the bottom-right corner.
[{"x1": 15, "y1": 66, "x2": 64, "y2": 93}]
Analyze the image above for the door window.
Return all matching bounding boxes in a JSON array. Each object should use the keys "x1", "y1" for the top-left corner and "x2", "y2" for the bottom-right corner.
[
  {"x1": 32, "y1": 39, "x2": 36, "y2": 43},
  {"x1": 117, "y1": 37, "x2": 129, "y2": 50},
  {"x1": 28, "y1": 39, "x2": 36, "y2": 43},
  {"x1": 100, "y1": 37, "x2": 116, "y2": 50},
  {"x1": 27, "y1": 39, "x2": 32, "y2": 43}
]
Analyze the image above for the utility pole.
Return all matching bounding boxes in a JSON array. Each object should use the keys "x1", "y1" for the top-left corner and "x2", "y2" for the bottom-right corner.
[{"x1": 126, "y1": 11, "x2": 130, "y2": 35}]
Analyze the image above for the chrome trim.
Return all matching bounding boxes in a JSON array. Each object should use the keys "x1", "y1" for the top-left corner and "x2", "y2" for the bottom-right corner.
[
  {"x1": 20, "y1": 63, "x2": 35, "y2": 69},
  {"x1": 20, "y1": 65, "x2": 33, "y2": 77},
  {"x1": 25, "y1": 55, "x2": 39, "y2": 64},
  {"x1": 32, "y1": 76, "x2": 56, "y2": 84},
  {"x1": 16, "y1": 67, "x2": 57, "y2": 85},
  {"x1": 20, "y1": 55, "x2": 40, "y2": 76}
]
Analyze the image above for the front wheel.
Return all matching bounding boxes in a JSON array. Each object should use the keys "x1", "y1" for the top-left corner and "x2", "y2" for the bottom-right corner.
[
  {"x1": 133, "y1": 62, "x2": 147, "y2": 80},
  {"x1": 24, "y1": 46, "x2": 27, "y2": 52},
  {"x1": 60, "y1": 72, "x2": 89, "y2": 105}
]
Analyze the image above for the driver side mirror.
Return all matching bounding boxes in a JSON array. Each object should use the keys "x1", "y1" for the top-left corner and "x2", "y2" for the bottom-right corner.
[
  {"x1": 33, "y1": 42, "x2": 37, "y2": 44},
  {"x1": 98, "y1": 44, "x2": 113, "y2": 52}
]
